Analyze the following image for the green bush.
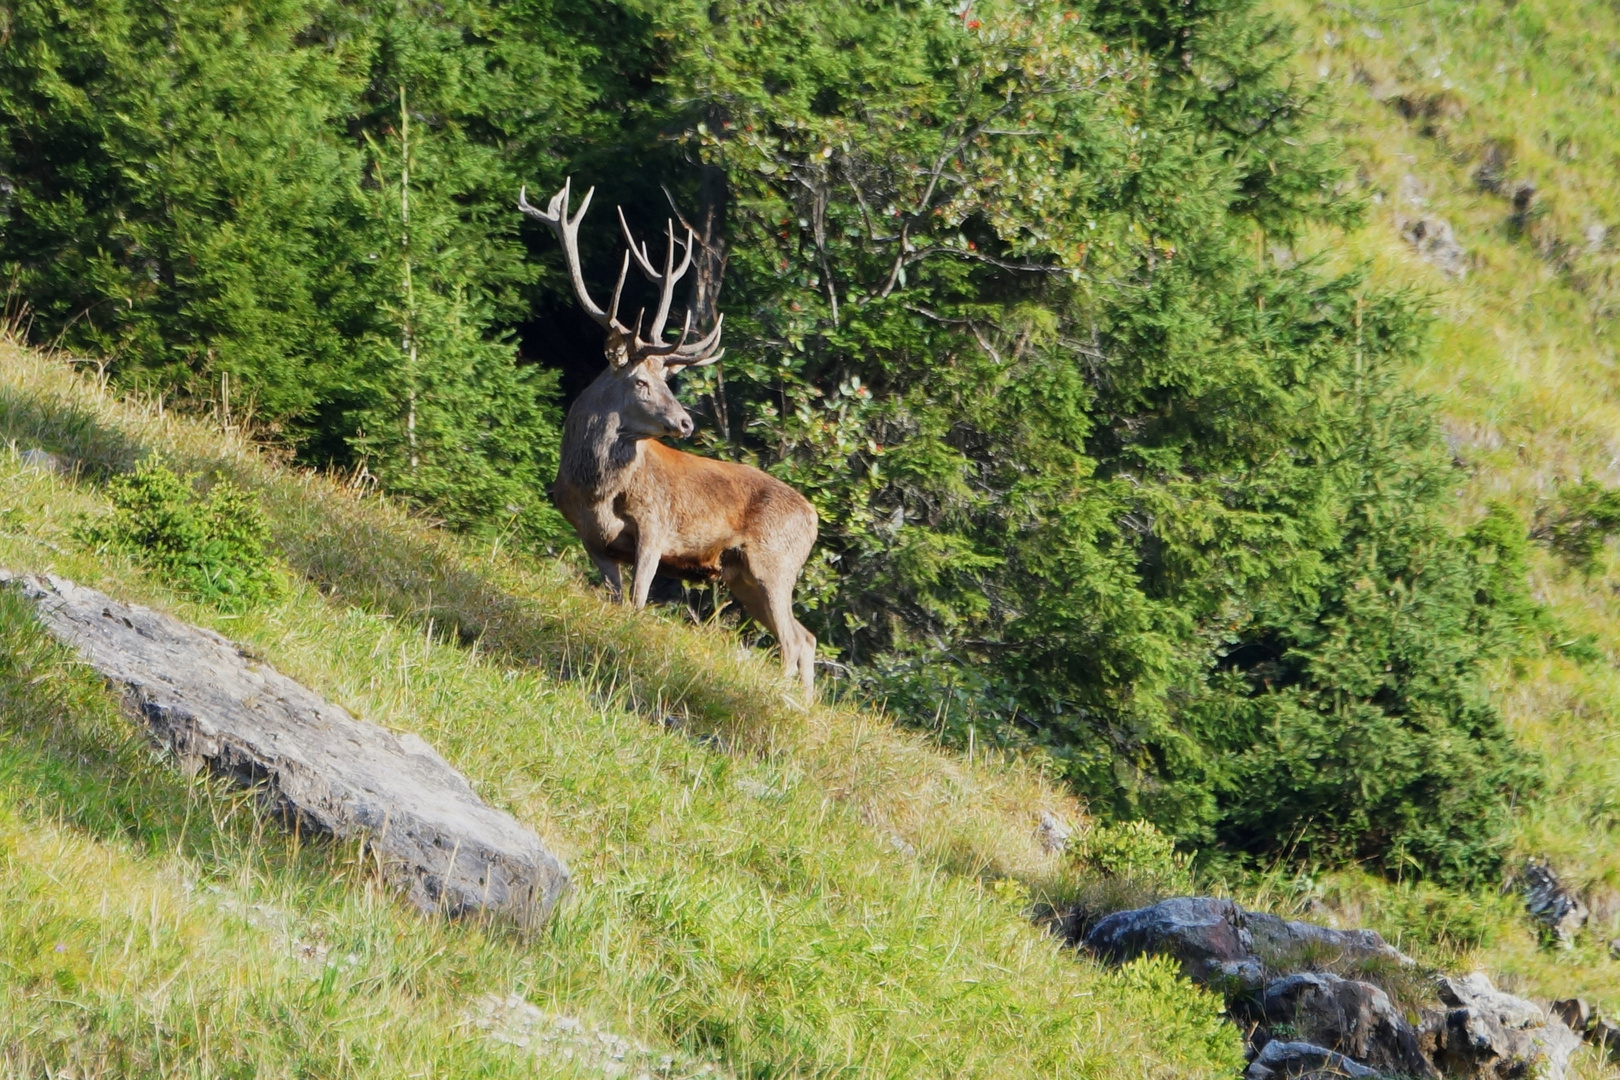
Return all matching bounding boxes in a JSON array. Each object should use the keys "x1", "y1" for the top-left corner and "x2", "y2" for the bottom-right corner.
[
  {"x1": 79, "y1": 462, "x2": 279, "y2": 611},
  {"x1": 1073, "y1": 820, "x2": 1189, "y2": 891},
  {"x1": 1104, "y1": 954, "x2": 1245, "y2": 1072},
  {"x1": 1535, "y1": 479, "x2": 1620, "y2": 572}
]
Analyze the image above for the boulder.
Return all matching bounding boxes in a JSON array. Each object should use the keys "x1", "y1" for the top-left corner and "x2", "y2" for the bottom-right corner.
[
  {"x1": 1081, "y1": 897, "x2": 1409, "y2": 990},
  {"x1": 1250, "y1": 973, "x2": 1436, "y2": 1078},
  {"x1": 1423, "y1": 973, "x2": 1582, "y2": 1080},
  {"x1": 1521, "y1": 861, "x2": 1587, "y2": 947},
  {"x1": 2, "y1": 571, "x2": 570, "y2": 926},
  {"x1": 1244, "y1": 1040, "x2": 1381, "y2": 1080},
  {"x1": 1082, "y1": 897, "x2": 1263, "y2": 987},
  {"x1": 1242, "y1": 910, "x2": 1410, "y2": 973}
]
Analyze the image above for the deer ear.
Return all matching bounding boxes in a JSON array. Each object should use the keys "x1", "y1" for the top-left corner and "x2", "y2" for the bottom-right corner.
[{"x1": 605, "y1": 329, "x2": 633, "y2": 369}]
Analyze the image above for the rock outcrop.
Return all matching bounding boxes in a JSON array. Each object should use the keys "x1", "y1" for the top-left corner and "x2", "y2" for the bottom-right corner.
[
  {"x1": 1075, "y1": 897, "x2": 1582, "y2": 1080},
  {"x1": 1079, "y1": 896, "x2": 1408, "y2": 990},
  {"x1": 1423, "y1": 973, "x2": 1582, "y2": 1080},
  {"x1": 2, "y1": 571, "x2": 570, "y2": 926},
  {"x1": 1245, "y1": 1040, "x2": 1381, "y2": 1080},
  {"x1": 1249, "y1": 972, "x2": 1436, "y2": 1078}
]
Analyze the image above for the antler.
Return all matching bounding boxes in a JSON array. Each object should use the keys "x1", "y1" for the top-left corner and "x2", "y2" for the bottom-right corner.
[{"x1": 521, "y1": 178, "x2": 724, "y2": 370}]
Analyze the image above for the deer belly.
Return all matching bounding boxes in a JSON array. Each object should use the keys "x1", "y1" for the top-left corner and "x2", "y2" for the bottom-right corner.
[{"x1": 659, "y1": 548, "x2": 725, "y2": 582}]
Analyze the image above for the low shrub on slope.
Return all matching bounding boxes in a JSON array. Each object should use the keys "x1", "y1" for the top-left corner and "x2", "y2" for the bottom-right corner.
[{"x1": 0, "y1": 342, "x2": 1241, "y2": 1077}]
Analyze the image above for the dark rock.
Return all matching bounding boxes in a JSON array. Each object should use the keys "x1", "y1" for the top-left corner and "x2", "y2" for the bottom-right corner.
[
  {"x1": 1244, "y1": 1040, "x2": 1381, "y2": 1080},
  {"x1": 1589, "y1": 1018, "x2": 1620, "y2": 1061},
  {"x1": 1521, "y1": 860, "x2": 1587, "y2": 947},
  {"x1": 1549, "y1": 998, "x2": 1590, "y2": 1033},
  {"x1": 1250, "y1": 972, "x2": 1436, "y2": 1078},
  {"x1": 1080, "y1": 897, "x2": 1408, "y2": 990},
  {"x1": 1425, "y1": 973, "x2": 1581, "y2": 1080},
  {"x1": 1, "y1": 571, "x2": 571, "y2": 926},
  {"x1": 1082, "y1": 897, "x2": 1263, "y2": 987}
]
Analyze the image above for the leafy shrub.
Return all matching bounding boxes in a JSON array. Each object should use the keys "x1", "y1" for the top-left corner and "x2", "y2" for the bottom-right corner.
[
  {"x1": 1073, "y1": 820, "x2": 1190, "y2": 891},
  {"x1": 1534, "y1": 479, "x2": 1620, "y2": 572},
  {"x1": 1102, "y1": 955, "x2": 1245, "y2": 1072},
  {"x1": 79, "y1": 462, "x2": 279, "y2": 611}
]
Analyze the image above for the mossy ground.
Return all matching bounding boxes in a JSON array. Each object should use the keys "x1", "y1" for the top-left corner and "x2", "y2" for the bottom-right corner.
[{"x1": 0, "y1": 343, "x2": 1241, "y2": 1077}]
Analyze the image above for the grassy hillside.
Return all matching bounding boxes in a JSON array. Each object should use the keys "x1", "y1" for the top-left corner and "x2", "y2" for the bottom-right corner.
[
  {"x1": 9, "y1": 2, "x2": 1620, "y2": 1073},
  {"x1": 1251, "y1": 0, "x2": 1620, "y2": 1027},
  {"x1": 0, "y1": 341, "x2": 1241, "y2": 1077}
]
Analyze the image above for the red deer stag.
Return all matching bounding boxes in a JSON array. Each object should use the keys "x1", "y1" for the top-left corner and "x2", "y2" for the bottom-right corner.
[{"x1": 519, "y1": 179, "x2": 819, "y2": 699}]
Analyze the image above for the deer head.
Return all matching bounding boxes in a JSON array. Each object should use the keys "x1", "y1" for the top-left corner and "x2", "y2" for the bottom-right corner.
[{"x1": 520, "y1": 179, "x2": 723, "y2": 438}]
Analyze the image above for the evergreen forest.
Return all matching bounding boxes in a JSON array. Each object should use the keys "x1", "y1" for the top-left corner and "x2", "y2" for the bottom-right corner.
[{"x1": 0, "y1": 0, "x2": 1573, "y2": 885}]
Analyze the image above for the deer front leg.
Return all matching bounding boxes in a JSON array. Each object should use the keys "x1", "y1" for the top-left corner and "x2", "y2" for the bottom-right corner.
[
  {"x1": 587, "y1": 548, "x2": 624, "y2": 602},
  {"x1": 630, "y1": 533, "x2": 663, "y2": 609}
]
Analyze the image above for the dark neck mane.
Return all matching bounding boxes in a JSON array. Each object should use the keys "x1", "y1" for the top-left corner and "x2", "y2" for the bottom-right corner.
[{"x1": 559, "y1": 379, "x2": 640, "y2": 494}]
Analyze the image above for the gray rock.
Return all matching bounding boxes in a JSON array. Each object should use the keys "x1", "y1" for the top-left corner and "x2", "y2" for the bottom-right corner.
[
  {"x1": 1244, "y1": 1040, "x2": 1382, "y2": 1080},
  {"x1": 1243, "y1": 910, "x2": 1410, "y2": 972},
  {"x1": 1080, "y1": 897, "x2": 1409, "y2": 990},
  {"x1": 1082, "y1": 897, "x2": 1264, "y2": 987},
  {"x1": 1036, "y1": 811, "x2": 1072, "y2": 854},
  {"x1": 18, "y1": 448, "x2": 67, "y2": 475},
  {"x1": 1254, "y1": 972, "x2": 1436, "y2": 1078},
  {"x1": 1, "y1": 571, "x2": 570, "y2": 926},
  {"x1": 1401, "y1": 215, "x2": 1469, "y2": 278},
  {"x1": 1426, "y1": 972, "x2": 1582, "y2": 1080},
  {"x1": 1521, "y1": 860, "x2": 1587, "y2": 947}
]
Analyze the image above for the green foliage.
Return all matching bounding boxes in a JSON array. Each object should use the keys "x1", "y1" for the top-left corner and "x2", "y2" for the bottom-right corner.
[
  {"x1": 78, "y1": 461, "x2": 279, "y2": 610},
  {"x1": 1535, "y1": 480, "x2": 1620, "y2": 572},
  {"x1": 1103, "y1": 954, "x2": 1245, "y2": 1072},
  {"x1": 1072, "y1": 819, "x2": 1193, "y2": 897},
  {"x1": 0, "y1": 0, "x2": 573, "y2": 542},
  {"x1": 0, "y1": 0, "x2": 1546, "y2": 880}
]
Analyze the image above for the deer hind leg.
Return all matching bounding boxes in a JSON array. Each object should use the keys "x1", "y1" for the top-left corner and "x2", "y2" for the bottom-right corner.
[{"x1": 723, "y1": 559, "x2": 816, "y2": 703}]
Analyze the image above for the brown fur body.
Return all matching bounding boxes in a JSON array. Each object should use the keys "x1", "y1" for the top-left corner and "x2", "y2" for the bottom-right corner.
[{"x1": 553, "y1": 367, "x2": 820, "y2": 698}]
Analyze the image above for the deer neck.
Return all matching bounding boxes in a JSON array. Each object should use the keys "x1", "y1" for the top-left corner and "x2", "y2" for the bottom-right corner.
[{"x1": 559, "y1": 393, "x2": 641, "y2": 495}]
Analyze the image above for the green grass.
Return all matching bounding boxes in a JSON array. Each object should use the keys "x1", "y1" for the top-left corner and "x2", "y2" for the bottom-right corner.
[{"x1": 0, "y1": 341, "x2": 1242, "y2": 1077}]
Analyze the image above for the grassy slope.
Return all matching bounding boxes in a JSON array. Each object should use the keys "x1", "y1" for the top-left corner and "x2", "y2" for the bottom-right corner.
[
  {"x1": 1254, "y1": 0, "x2": 1620, "y2": 1032},
  {"x1": 0, "y1": 342, "x2": 1241, "y2": 1078}
]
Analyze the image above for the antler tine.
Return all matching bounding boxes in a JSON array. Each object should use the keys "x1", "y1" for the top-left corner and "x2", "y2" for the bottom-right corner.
[
  {"x1": 518, "y1": 178, "x2": 612, "y2": 328},
  {"x1": 606, "y1": 250, "x2": 631, "y2": 332},
  {"x1": 618, "y1": 206, "x2": 659, "y2": 280},
  {"x1": 616, "y1": 207, "x2": 696, "y2": 345},
  {"x1": 646, "y1": 220, "x2": 683, "y2": 342},
  {"x1": 664, "y1": 313, "x2": 725, "y2": 371}
]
